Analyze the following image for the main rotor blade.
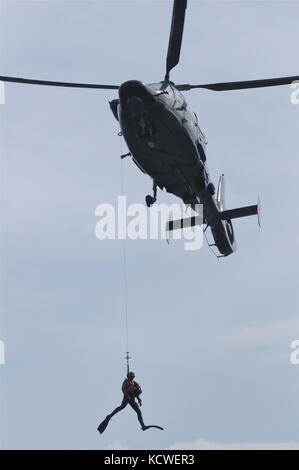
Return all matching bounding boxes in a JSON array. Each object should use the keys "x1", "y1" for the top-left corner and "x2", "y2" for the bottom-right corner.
[
  {"x1": 0, "y1": 76, "x2": 119, "y2": 89},
  {"x1": 177, "y1": 75, "x2": 299, "y2": 91},
  {"x1": 165, "y1": 0, "x2": 188, "y2": 81}
]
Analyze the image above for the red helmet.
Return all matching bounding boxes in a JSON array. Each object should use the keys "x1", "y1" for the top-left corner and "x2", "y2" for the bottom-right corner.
[{"x1": 127, "y1": 371, "x2": 135, "y2": 379}]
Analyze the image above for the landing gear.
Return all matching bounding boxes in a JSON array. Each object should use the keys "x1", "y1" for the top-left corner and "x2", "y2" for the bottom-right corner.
[
  {"x1": 146, "y1": 195, "x2": 156, "y2": 207},
  {"x1": 145, "y1": 182, "x2": 157, "y2": 207}
]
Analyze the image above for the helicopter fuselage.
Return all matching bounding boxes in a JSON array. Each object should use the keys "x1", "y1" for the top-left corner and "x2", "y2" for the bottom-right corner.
[
  {"x1": 109, "y1": 80, "x2": 236, "y2": 255},
  {"x1": 1, "y1": 1, "x2": 291, "y2": 256}
]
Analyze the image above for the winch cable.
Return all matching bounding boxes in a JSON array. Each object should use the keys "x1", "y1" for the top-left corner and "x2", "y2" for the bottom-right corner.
[{"x1": 120, "y1": 136, "x2": 131, "y2": 373}]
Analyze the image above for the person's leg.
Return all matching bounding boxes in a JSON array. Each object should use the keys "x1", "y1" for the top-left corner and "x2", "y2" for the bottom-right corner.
[
  {"x1": 97, "y1": 397, "x2": 129, "y2": 434},
  {"x1": 129, "y1": 400, "x2": 145, "y2": 428},
  {"x1": 108, "y1": 396, "x2": 128, "y2": 419}
]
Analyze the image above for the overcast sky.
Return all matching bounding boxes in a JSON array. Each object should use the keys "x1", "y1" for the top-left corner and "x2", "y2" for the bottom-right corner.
[{"x1": 0, "y1": 0, "x2": 299, "y2": 450}]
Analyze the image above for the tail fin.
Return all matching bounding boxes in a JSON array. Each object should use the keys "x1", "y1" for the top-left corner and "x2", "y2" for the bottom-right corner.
[
  {"x1": 216, "y1": 174, "x2": 226, "y2": 211},
  {"x1": 217, "y1": 174, "x2": 261, "y2": 226}
]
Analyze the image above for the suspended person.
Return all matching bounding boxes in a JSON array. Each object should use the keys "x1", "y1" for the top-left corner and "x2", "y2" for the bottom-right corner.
[{"x1": 97, "y1": 371, "x2": 163, "y2": 433}]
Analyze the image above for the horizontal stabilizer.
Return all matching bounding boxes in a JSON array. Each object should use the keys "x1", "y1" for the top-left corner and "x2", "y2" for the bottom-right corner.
[
  {"x1": 166, "y1": 215, "x2": 202, "y2": 232},
  {"x1": 220, "y1": 204, "x2": 258, "y2": 220}
]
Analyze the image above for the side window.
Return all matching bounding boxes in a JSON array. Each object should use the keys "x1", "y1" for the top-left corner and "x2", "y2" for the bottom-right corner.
[{"x1": 174, "y1": 90, "x2": 187, "y2": 111}]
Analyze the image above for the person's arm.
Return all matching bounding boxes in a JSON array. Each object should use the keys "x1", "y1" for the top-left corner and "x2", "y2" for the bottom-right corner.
[{"x1": 135, "y1": 382, "x2": 142, "y2": 405}]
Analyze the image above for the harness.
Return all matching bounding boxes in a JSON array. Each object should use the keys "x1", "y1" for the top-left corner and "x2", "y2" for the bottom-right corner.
[{"x1": 123, "y1": 379, "x2": 142, "y2": 397}]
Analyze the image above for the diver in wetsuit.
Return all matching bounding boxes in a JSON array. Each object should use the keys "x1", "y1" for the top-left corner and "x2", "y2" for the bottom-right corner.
[{"x1": 97, "y1": 372, "x2": 163, "y2": 433}]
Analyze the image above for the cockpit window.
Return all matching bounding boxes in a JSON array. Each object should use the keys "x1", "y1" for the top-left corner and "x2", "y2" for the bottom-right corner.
[{"x1": 148, "y1": 82, "x2": 164, "y2": 90}]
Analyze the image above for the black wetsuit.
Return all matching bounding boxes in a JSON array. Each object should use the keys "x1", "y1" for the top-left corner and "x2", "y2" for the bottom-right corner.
[
  {"x1": 106, "y1": 379, "x2": 144, "y2": 427},
  {"x1": 97, "y1": 378, "x2": 163, "y2": 433},
  {"x1": 108, "y1": 393, "x2": 144, "y2": 427}
]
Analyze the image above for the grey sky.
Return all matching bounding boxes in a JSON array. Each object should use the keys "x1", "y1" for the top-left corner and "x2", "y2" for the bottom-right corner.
[{"x1": 0, "y1": 0, "x2": 299, "y2": 450}]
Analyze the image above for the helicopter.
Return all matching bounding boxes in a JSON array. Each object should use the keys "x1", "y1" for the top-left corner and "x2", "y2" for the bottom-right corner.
[{"x1": 1, "y1": 0, "x2": 298, "y2": 256}]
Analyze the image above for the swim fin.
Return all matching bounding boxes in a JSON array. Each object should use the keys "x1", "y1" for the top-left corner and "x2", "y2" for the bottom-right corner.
[
  {"x1": 97, "y1": 416, "x2": 110, "y2": 434},
  {"x1": 142, "y1": 425, "x2": 164, "y2": 431}
]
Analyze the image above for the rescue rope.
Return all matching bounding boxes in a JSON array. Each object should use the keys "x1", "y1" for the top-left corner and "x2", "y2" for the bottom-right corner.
[{"x1": 120, "y1": 137, "x2": 130, "y2": 373}]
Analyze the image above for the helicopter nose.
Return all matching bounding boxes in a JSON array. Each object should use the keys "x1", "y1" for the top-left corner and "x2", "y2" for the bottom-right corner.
[
  {"x1": 126, "y1": 96, "x2": 145, "y2": 112},
  {"x1": 119, "y1": 80, "x2": 155, "y2": 109}
]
